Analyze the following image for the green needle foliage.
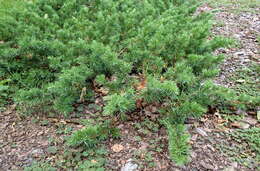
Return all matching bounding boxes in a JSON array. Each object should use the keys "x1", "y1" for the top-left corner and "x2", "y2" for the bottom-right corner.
[
  {"x1": 1, "y1": 0, "x2": 257, "y2": 165},
  {"x1": 164, "y1": 121, "x2": 190, "y2": 165},
  {"x1": 67, "y1": 123, "x2": 120, "y2": 148}
]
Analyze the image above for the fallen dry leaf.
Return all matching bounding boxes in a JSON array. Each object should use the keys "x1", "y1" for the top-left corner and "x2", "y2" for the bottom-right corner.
[
  {"x1": 79, "y1": 87, "x2": 87, "y2": 102},
  {"x1": 217, "y1": 119, "x2": 228, "y2": 124},
  {"x1": 135, "y1": 75, "x2": 147, "y2": 91},
  {"x1": 60, "y1": 120, "x2": 67, "y2": 124},
  {"x1": 3, "y1": 109, "x2": 13, "y2": 115},
  {"x1": 135, "y1": 98, "x2": 143, "y2": 109},
  {"x1": 248, "y1": 111, "x2": 256, "y2": 115},
  {"x1": 229, "y1": 106, "x2": 236, "y2": 111},
  {"x1": 98, "y1": 87, "x2": 109, "y2": 95},
  {"x1": 111, "y1": 144, "x2": 124, "y2": 152},
  {"x1": 231, "y1": 122, "x2": 250, "y2": 129},
  {"x1": 91, "y1": 160, "x2": 98, "y2": 164},
  {"x1": 230, "y1": 122, "x2": 240, "y2": 128}
]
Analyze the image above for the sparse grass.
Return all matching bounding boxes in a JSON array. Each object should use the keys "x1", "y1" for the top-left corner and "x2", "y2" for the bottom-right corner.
[
  {"x1": 216, "y1": 128, "x2": 260, "y2": 169},
  {"x1": 23, "y1": 120, "x2": 110, "y2": 170},
  {"x1": 216, "y1": 62, "x2": 259, "y2": 169},
  {"x1": 222, "y1": 113, "x2": 245, "y2": 123},
  {"x1": 24, "y1": 146, "x2": 108, "y2": 170},
  {"x1": 24, "y1": 161, "x2": 56, "y2": 171},
  {"x1": 134, "y1": 119, "x2": 160, "y2": 133},
  {"x1": 205, "y1": 0, "x2": 260, "y2": 13},
  {"x1": 229, "y1": 62, "x2": 260, "y2": 97},
  {"x1": 212, "y1": 20, "x2": 225, "y2": 28}
]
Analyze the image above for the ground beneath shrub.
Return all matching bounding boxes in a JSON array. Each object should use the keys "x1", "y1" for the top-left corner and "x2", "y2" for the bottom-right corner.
[{"x1": 0, "y1": 3, "x2": 259, "y2": 171}]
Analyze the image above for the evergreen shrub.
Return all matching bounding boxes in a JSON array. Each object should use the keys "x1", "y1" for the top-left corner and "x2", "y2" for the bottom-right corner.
[{"x1": 1, "y1": 0, "x2": 257, "y2": 164}]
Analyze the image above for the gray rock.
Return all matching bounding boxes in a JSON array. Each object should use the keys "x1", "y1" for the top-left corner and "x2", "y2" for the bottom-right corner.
[
  {"x1": 236, "y1": 79, "x2": 245, "y2": 83},
  {"x1": 242, "y1": 117, "x2": 257, "y2": 125},
  {"x1": 239, "y1": 122, "x2": 250, "y2": 129},
  {"x1": 31, "y1": 149, "x2": 44, "y2": 157},
  {"x1": 234, "y1": 51, "x2": 245, "y2": 56},
  {"x1": 231, "y1": 162, "x2": 238, "y2": 168},
  {"x1": 236, "y1": 109, "x2": 246, "y2": 115},
  {"x1": 223, "y1": 166, "x2": 235, "y2": 171},
  {"x1": 121, "y1": 160, "x2": 138, "y2": 171},
  {"x1": 20, "y1": 158, "x2": 33, "y2": 167},
  {"x1": 200, "y1": 161, "x2": 215, "y2": 170},
  {"x1": 196, "y1": 128, "x2": 208, "y2": 136}
]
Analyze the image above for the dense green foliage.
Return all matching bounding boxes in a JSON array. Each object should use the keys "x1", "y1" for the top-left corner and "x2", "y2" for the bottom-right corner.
[
  {"x1": 1, "y1": 0, "x2": 229, "y2": 114},
  {"x1": 1, "y1": 0, "x2": 258, "y2": 165}
]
